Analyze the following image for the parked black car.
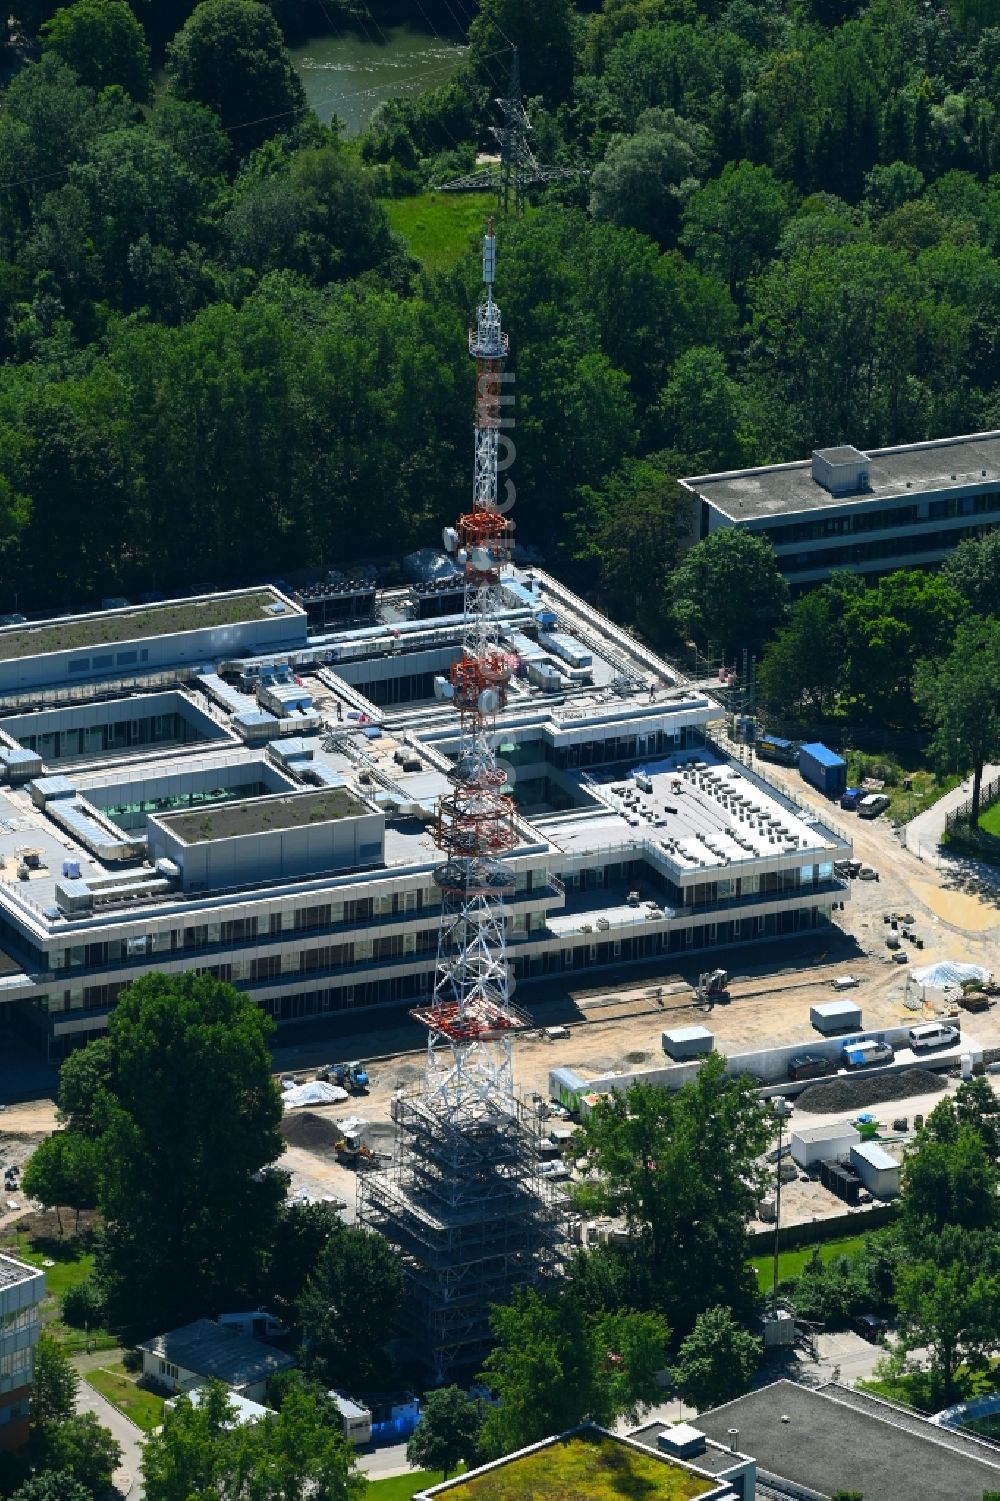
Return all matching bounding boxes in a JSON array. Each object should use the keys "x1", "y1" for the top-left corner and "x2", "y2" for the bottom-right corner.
[
  {"x1": 788, "y1": 1052, "x2": 835, "y2": 1082},
  {"x1": 853, "y1": 1314, "x2": 890, "y2": 1343}
]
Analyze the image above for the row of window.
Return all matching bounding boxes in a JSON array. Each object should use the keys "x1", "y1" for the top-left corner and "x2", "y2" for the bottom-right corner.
[
  {"x1": 44, "y1": 872, "x2": 553, "y2": 974},
  {"x1": 16, "y1": 710, "x2": 202, "y2": 761},
  {"x1": 0, "y1": 1309, "x2": 38, "y2": 1333},
  {"x1": 779, "y1": 518, "x2": 1000, "y2": 573},
  {"x1": 46, "y1": 913, "x2": 555, "y2": 1012},
  {"x1": 762, "y1": 491, "x2": 999, "y2": 547},
  {"x1": 0, "y1": 1349, "x2": 32, "y2": 1382},
  {"x1": 42, "y1": 904, "x2": 835, "y2": 1053}
]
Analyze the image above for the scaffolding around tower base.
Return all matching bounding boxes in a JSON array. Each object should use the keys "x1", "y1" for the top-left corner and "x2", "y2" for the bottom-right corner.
[{"x1": 357, "y1": 1087, "x2": 565, "y2": 1381}]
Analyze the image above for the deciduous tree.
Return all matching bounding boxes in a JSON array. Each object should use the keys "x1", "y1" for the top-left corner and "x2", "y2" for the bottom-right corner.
[
  {"x1": 71, "y1": 973, "x2": 286, "y2": 1331},
  {"x1": 674, "y1": 1306, "x2": 762, "y2": 1411},
  {"x1": 30, "y1": 1334, "x2": 78, "y2": 1431},
  {"x1": 297, "y1": 1224, "x2": 403, "y2": 1390},
  {"x1": 758, "y1": 588, "x2": 845, "y2": 715},
  {"x1": 479, "y1": 1287, "x2": 670, "y2": 1458},
  {"x1": 143, "y1": 1378, "x2": 363, "y2": 1501},
  {"x1": 895, "y1": 1233, "x2": 999, "y2": 1403},
  {"x1": 41, "y1": 0, "x2": 152, "y2": 100},
  {"x1": 166, "y1": 0, "x2": 305, "y2": 152},
  {"x1": 44, "y1": 1411, "x2": 121, "y2": 1497},
  {"x1": 942, "y1": 532, "x2": 1000, "y2": 620},
  {"x1": 591, "y1": 111, "x2": 710, "y2": 244},
  {"x1": 22, "y1": 1131, "x2": 99, "y2": 1233},
  {"x1": 668, "y1": 529, "x2": 788, "y2": 659},
  {"x1": 11, "y1": 1475, "x2": 91, "y2": 1501},
  {"x1": 406, "y1": 1386, "x2": 482, "y2": 1478},
  {"x1": 681, "y1": 160, "x2": 796, "y2": 303},
  {"x1": 914, "y1": 616, "x2": 1000, "y2": 823},
  {"x1": 573, "y1": 1056, "x2": 772, "y2": 1333}
]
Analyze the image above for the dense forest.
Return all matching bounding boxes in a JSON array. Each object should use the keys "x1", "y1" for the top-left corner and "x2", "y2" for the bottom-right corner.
[{"x1": 2, "y1": 0, "x2": 1000, "y2": 631}]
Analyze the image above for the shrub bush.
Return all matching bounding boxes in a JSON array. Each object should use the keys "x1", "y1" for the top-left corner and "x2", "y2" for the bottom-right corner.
[{"x1": 61, "y1": 1278, "x2": 105, "y2": 1330}]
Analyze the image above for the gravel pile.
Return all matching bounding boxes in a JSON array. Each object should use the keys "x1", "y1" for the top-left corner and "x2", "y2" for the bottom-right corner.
[
  {"x1": 280, "y1": 1110, "x2": 343, "y2": 1151},
  {"x1": 795, "y1": 1068, "x2": 947, "y2": 1114}
]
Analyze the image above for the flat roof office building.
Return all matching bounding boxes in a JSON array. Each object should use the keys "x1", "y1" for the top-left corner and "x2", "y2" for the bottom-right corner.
[
  {"x1": 682, "y1": 430, "x2": 1000, "y2": 585},
  {"x1": 0, "y1": 1254, "x2": 45, "y2": 1451},
  {"x1": 0, "y1": 568, "x2": 851, "y2": 1059}
]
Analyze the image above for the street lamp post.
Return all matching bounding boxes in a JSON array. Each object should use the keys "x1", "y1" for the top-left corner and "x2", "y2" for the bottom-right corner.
[{"x1": 771, "y1": 1097, "x2": 790, "y2": 1316}]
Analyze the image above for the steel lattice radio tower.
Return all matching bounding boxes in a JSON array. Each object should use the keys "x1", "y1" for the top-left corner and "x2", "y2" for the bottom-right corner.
[
  {"x1": 437, "y1": 47, "x2": 583, "y2": 214},
  {"x1": 358, "y1": 226, "x2": 562, "y2": 1380},
  {"x1": 412, "y1": 219, "x2": 530, "y2": 1103}
]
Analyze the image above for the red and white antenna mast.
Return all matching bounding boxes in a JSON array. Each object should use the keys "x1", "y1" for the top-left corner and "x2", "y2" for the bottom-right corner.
[{"x1": 412, "y1": 221, "x2": 529, "y2": 1108}]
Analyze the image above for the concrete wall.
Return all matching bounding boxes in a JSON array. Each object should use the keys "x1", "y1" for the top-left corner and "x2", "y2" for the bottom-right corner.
[
  {"x1": 745, "y1": 1201, "x2": 897, "y2": 1252},
  {"x1": 147, "y1": 805, "x2": 386, "y2": 891},
  {"x1": 576, "y1": 1021, "x2": 967, "y2": 1097}
]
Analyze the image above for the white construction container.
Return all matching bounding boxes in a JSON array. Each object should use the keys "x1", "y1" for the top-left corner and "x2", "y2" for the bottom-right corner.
[
  {"x1": 811, "y1": 999, "x2": 862, "y2": 1035},
  {"x1": 790, "y1": 1122, "x2": 861, "y2": 1169},
  {"x1": 662, "y1": 1025, "x2": 714, "y2": 1061},
  {"x1": 850, "y1": 1142, "x2": 900, "y2": 1198}
]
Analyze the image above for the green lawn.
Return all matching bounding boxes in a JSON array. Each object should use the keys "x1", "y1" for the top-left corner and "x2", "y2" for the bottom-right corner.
[
  {"x1": 0, "y1": 1230, "x2": 93, "y2": 1299},
  {"x1": 884, "y1": 770, "x2": 960, "y2": 823},
  {"x1": 85, "y1": 1363, "x2": 165, "y2": 1433},
  {"x1": 384, "y1": 192, "x2": 499, "y2": 271},
  {"x1": 978, "y1": 801, "x2": 1000, "y2": 837},
  {"x1": 0, "y1": 1230, "x2": 116, "y2": 1352},
  {"x1": 750, "y1": 1234, "x2": 868, "y2": 1293},
  {"x1": 861, "y1": 1362, "x2": 1000, "y2": 1412},
  {"x1": 367, "y1": 1472, "x2": 455, "y2": 1500}
]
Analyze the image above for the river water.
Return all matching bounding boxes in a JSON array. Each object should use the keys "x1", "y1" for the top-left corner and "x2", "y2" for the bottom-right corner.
[{"x1": 289, "y1": 24, "x2": 467, "y2": 136}]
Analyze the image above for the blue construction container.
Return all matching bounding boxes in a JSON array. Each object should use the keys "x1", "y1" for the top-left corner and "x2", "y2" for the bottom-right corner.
[{"x1": 799, "y1": 742, "x2": 848, "y2": 798}]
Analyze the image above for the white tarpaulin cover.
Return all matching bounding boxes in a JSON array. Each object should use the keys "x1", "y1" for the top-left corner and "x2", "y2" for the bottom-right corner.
[
  {"x1": 911, "y1": 961, "x2": 991, "y2": 988},
  {"x1": 282, "y1": 1081, "x2": 349, "y2": 1110}
]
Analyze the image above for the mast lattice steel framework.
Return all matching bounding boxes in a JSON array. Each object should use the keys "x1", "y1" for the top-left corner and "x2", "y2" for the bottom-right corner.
[
  {"x1": 437, "y1": 47, "x2": 583, "y2": 214},
  {"x1": 358, "y1": 226, "x2": 562, "y2": 1380}
]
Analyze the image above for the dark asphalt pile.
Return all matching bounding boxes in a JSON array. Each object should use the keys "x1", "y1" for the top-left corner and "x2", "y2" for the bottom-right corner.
[
  {"x1": 280, "y1": 1109, "x2": 343, "y2": 1151},
  {"x1": 795, "y1": 1067, "x2": 947, "y2": 1114}
]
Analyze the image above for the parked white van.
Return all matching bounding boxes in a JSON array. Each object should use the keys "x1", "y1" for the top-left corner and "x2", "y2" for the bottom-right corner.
[
  {"x1": 858, "y1": 793, "x2": 891, "y2": 819},
  {"x1": 908, "y1": 1022, "x2": 960, "y2": 1051}
]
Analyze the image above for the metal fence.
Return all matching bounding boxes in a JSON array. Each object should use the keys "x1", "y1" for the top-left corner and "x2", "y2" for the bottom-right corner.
[{"x1": 944, "y1": 772, "x2": 1000, "y2": 835}]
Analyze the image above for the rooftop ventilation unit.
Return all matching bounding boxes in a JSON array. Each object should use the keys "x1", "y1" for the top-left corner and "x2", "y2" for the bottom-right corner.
[
  {"x1": 657, "y1": 1425, "x2": 707, "y2": 1460},
  {"x1": 811, "y1": 445, "x2": 871, "y2": 496}
]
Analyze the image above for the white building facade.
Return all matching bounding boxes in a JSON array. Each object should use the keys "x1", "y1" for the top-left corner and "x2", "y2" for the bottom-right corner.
[{"x1": 0, "y1": 569, "x2": 851, "y2": 1059}]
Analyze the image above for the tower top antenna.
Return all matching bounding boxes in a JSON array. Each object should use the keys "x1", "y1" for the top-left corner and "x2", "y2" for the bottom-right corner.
[{"x1": 436, "y1": 45, "x2": 585, "y2": 214}]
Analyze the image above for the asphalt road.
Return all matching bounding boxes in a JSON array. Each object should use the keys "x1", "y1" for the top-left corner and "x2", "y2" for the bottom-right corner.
[{"x1": 75, "y1": 1364, "x2": 146, "y2": 1499}]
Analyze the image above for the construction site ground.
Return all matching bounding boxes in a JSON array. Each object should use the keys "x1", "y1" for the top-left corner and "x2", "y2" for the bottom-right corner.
[{"x1": 1, "y1": 757, "x2": 997, "y2": 1227}]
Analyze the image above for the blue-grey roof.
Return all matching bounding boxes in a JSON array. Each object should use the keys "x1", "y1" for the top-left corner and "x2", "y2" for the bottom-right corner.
[
  {"x1": 800, "y1": 742, "x2": 846, "y2": 768},
  {"x1": 139, "y1": 1319, "x2": 294, "y2": 1388},
  {"x1": 696, "y1": 1381, "x2": 1000, "y2": 1501}
]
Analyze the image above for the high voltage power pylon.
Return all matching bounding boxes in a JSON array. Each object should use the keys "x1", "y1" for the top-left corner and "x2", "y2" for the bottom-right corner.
[{"x1": 436, "y1": 46, "x2": 584, "y2": 214}]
